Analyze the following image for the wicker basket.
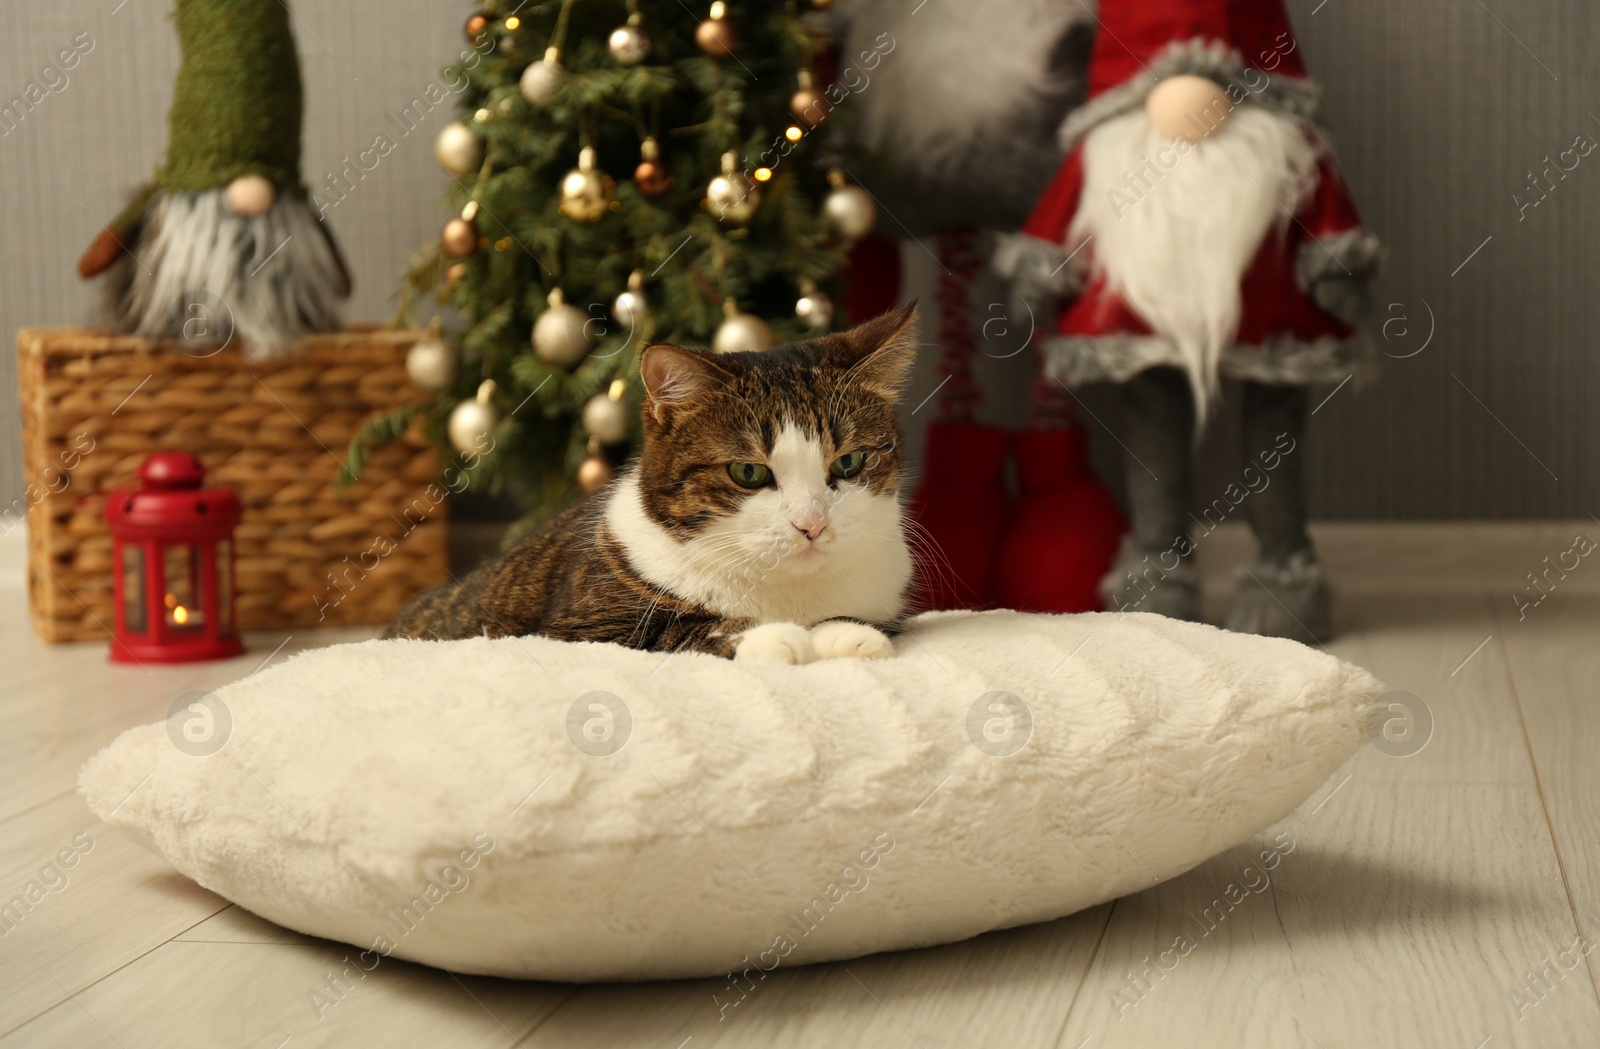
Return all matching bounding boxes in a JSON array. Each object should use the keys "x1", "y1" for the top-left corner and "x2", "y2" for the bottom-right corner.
[{"x1": 17, "y1": 327, "x2": 448, "y2": 642}]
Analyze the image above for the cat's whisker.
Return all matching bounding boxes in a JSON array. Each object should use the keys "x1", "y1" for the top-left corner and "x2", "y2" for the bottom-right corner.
[{"x1": 882, "y1": 519, "x2": 972, "y2": 611}]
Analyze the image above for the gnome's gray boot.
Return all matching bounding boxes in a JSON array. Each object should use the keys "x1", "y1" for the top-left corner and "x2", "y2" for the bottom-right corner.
[
  {"x1": 1225, "y1": 381, "x2": 1333, "y2": 643},
  {"x1": 1104, "y1": 367, "x2": 1201, "y2": 622},
  {"x1": 1225, "y1": 551, "x2": 1333, "y2": 644}
]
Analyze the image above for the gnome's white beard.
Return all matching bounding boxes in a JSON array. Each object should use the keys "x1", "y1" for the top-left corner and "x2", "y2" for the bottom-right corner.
[
  {"x1": 111, "y1": 190, "x2": 349, "y2": 360},
  {"x1": 1071, "y1": 105, "x2": 1321, "y2": 415}
]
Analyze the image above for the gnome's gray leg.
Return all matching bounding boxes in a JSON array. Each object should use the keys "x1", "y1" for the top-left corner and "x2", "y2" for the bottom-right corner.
[
  {"x1": 1225, "y1": 381, "x2": 1334, "y2": 643},
  {"x1": 1100, "y1": 367, "x2": 1201, "y2": 621}
]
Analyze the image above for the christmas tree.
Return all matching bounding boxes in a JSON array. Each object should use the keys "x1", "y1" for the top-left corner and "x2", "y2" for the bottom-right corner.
[{"x1": 350, "y1": 0, "x2": 877, "y2": 531}]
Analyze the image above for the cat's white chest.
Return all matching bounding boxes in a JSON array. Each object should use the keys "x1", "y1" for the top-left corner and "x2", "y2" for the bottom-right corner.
[{"x1": 604, "y1": 475, "x2": 911, "y2": 626}]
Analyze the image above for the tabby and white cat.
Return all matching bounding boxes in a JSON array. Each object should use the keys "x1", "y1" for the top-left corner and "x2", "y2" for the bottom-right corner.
[{"x1": 385, "y1": 304, "x2": 920, "y2": 664}]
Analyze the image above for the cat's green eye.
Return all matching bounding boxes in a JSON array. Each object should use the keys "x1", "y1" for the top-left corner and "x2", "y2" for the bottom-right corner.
[
  {"x1": 830, "y1": 450, "x2": 867, "y2": 480},
  {"x1": 728, "y1": 461, "x2": 773, "y2": 488}
]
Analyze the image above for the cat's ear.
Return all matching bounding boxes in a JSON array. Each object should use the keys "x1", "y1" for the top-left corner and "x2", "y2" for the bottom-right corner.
[
  {"x1": 640, "y1": 343, "x2": 729, "y2": 424},
  {"x1": 832, "y1": 301, "x2": 920, "y2": 402}
]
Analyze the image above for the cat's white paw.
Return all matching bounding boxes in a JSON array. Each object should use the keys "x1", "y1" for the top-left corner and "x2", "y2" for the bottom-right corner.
[
  {"x1": 734, "y1": 622, "x2": 817, "y2": 665},
  {"x1": 809, "y1": 620, "x2": 896, "y2": 661}
]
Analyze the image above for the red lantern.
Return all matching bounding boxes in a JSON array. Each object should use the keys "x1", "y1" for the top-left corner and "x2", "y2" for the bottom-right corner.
[{"x1": 104, "y1": 452, "x2": 244, "y2": 664}]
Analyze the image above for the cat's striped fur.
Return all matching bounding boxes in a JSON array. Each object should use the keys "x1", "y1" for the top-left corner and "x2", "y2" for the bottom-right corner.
[{"x1": 385, "y1": 304, "x2": 920, "y2": 664}]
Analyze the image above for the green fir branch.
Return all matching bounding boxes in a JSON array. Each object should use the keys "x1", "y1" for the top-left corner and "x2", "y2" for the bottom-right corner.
[{"x1": 337, "y1": 404, "x2": 420, "y2": 493}]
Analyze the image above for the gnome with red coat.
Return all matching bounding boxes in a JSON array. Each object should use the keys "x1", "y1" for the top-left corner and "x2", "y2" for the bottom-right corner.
[{"x1": 995, "y1": 0, "x2": 1382, "y2": 642}]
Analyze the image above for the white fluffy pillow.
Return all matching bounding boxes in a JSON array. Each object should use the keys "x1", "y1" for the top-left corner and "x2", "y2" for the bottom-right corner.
[{"x1": 79, "y1": 610, "x2": 1380, "y2": 982}]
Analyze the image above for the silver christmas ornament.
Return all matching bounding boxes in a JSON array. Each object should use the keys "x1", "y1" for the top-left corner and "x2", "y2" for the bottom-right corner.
[
  {"x1": 713, "y1": 302, "x2": 775, "y2": 354},
  {"x1": 533, "y1": 288, "x2": 594, "y2": 366},
  {"x1": 434, "y1": 121, "x2": 485, "y2": 178},
  {"x1": 582, "y1": 386, "x2": 631, "y2": 444},
  {"x1": 448, "y1": 380, "x2": 500, "y2": 456},
  {"x1": 519, "y1": 48, "x2": 564, "y2": 107},
  {"x1": 406, "y1": 336, "x2": 458, "y2": 391},
  {"x1": 704, "y1": 150, "x2": 760, "y2": 223},
  {"x1": 824, "y1": 172, "x2": 877, "y2": 239},
  {"x1": 612, "y1": 270, "x2": 648, "y2": 329},
  {"x1": 795, "y1": 286, "x2": 834, "y2": 330},
  {"x1": 608, "y1": 17, "x2": 651, "y2": 65}
]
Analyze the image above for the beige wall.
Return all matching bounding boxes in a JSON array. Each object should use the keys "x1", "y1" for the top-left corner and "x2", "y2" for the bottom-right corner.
[{"x1": 3, "y1": 1, "x2": 1596, "y2": 519}]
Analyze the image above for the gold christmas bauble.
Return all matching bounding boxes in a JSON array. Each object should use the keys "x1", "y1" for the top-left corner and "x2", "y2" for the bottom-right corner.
[
  {"x1": 695, "y1": 4, "x2": 738, "y2": 57},
  {"x1": 559, "y1": 146, "x2": 616, "y2": 223},
  {"x1": 705, "y1": 172, "x2": 759, "y2": 222},
  {"x1": 406, "y1": 337, "x2": 458, "y2": 391},
  {"x1": 582, "y1": 393, "x2": 631, "y2": 444},
  {"x1": 824, "y1": 183, "x2": 877, "y2": 239},
  {"x1": 448, "y1": 381, "x2": 499, "y2": 457},
  {"x1": 533, "y1": 289, "x2": 594, "y2": 366},
  {"x1": 441, "y1": 216, "x2": 479, "y2": 258},
  {"x1": 577, "y1": 455, "x2": 616, "y2": 493},
  {"x1": 713, "y1": 308, "x2": 775, "y2": 354},
  {"x1": 519, "y1": 48, "x2": 564, "y2": 106},
  {"x1": 434, "y1": 121, "x2": 485, "y2": 178},
  {"x1": 790, "y1": 87, "x2": 831, "y2": 128},
  {"x1": 224, "y1": 174, "x2": 276, "y2": 217},
  {"x1": 1145, "y1": 74, "x2": 1233, "y2": 141},
  {"x1": 705, "y1": 151, "x2": 760, "y2": 223}
]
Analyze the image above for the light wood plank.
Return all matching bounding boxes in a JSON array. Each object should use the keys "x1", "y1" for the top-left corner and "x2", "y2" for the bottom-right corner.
[
  {"x1": 172, "y1": 905, "x2": 320, "y2": 946},
  {"x1": 1330, "y1": 593, "x2": 1541, "y2": 785},
  {"x1": 1493, "y1": 595, "x2": 1600, "y2": 1004},
  {"x1": 512, "y1": 908, "x2": 1112, "y2": 1049},
  {"x1": 0, "y1": 794, "x2": 225, "y2": 1033},
  {"x1": 1052, "y1": 785, "x2": 1600, "y2": 1048},
  {"x1": 0, "y1": 939, "x2": 572, "y2": 1049}
]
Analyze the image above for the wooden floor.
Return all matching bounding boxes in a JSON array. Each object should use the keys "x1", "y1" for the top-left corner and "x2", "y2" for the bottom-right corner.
[{"x1": 3, "y1": 522, "x2": 1598, "y2": 1048}]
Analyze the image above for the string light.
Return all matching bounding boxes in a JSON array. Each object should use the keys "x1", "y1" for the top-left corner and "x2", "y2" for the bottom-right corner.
[
  {"x1": 785, "y1": 126, "x2": 803, "y2": 142},
  {"x1": 504, "y1": 15, "x2": 521, "y2": 29},
  {"x1": 753, "y1": 167, "x2": 772, "y2": 182}
]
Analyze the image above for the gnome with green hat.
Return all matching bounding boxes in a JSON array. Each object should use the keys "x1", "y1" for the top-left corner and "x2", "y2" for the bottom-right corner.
[{"x1": 79, "y1": 0, "x2": 350, "y2": 358}]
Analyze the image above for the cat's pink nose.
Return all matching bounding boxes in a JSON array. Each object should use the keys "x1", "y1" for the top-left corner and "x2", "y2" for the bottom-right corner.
[{"x1": 792, "y1": 513, "x2": 829, "y2": 541}]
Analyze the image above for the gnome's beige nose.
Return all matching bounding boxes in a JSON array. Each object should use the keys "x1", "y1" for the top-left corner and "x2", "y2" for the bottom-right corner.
[{"x1": 1145, "y1": 74, "x2": 1234, "y2": 142}]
